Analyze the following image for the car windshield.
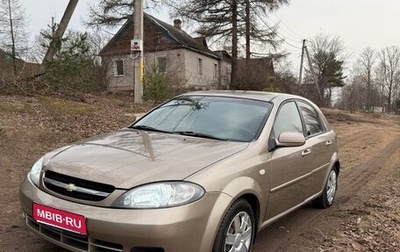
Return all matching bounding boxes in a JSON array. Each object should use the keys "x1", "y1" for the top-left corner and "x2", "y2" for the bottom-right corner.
[{"x1": 131, "y1": 95, "x2": 272, "y2": 142}]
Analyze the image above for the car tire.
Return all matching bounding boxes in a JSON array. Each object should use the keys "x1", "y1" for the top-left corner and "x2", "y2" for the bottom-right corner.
[
  {"x1": 313, "y1": 167, "x2": 338, "y2": 209},
  {"x1": 213, "y1": 199, "x2": 255, "y2": 252}
]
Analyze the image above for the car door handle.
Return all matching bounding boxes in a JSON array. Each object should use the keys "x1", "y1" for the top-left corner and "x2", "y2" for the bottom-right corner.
[
  {"x1": 326, "y1": 140, "x2": 333, "y2": 146},
  {"x1": 302, "y1": 149, "x2": 311, "y2": 157}
]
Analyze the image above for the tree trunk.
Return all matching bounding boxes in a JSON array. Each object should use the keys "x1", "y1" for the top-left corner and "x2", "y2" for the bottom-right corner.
[
  {"x1": 230, "y1": 0, "x2": 238, "y2": 89},
  {"x1": 387, "y1": 81, "x2": 392, "y2": 113},
  {"x1": 366, "y1": 69, "x2": 371, "y2": 112},
  {"x1": 7, "y1": 0, "x2": 17, "y2": 76},
  {"x1": 41, "y1": 0, "x2": 79, "y2": 72},
  {"x1": 245, "y1": 0, "x2": 250, "y2": 60}
]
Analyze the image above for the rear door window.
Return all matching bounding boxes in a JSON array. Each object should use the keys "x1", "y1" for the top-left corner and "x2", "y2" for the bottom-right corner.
[{"x1": 297, "y1": 101, "x2": 325, "y2": 136}]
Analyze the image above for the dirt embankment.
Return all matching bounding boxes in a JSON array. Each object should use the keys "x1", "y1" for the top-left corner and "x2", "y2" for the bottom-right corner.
[{"x1": 0, "y1": 95, "x2": 399, "y2": 252}]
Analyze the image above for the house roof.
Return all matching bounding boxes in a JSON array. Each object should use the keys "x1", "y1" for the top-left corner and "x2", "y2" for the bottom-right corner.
[
  {"x1": 100, "y1": 13, "x2": 219, "y2": 60},
  {"x1": 214, "y1": 50, "x2": 233, "y2": 64},
  {"x1": 0, "y1": 48, "x2": 41, "y2": 78},
  {"x1": 237, "y1": 57, "x2": 274, "y2": 75}
]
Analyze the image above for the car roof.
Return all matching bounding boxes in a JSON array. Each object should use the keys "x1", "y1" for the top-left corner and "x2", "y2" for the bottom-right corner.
[{"x1": 180, "y1": 90, "x2": 304, "y2": 104}]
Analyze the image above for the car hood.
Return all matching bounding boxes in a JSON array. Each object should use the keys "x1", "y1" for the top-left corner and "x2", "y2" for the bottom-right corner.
[{"x1": 43, "y1": 129, "x2": 249, "y2": 189}]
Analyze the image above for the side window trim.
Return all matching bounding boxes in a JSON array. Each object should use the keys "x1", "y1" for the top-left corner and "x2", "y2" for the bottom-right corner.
[
  {"x1": 271, "y1": 100, "x2": 304, "y2": 139},
  {"x1": 296, "y1": 99, "x2": 326, "y2": 138},
  {"x1": 294, "y1": 100, "x2": 308, "y2": 137}
]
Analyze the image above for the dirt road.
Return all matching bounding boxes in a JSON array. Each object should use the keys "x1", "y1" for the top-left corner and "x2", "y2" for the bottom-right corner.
[{"x1": 1, "y1": 95, "x2": 399, "y2": 252}]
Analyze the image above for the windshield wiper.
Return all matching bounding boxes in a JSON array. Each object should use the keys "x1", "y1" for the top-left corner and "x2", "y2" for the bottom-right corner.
[
  {"x1": 173, "y1": 131, "x2": 228, "y2": 141},
  {"x1": 129, "y1": 125, "x2": 171, "y2": 134}
]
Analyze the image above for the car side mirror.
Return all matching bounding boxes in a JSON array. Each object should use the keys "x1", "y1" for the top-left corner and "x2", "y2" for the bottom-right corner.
[{"x1": 276, "y1": 131, "x2": 305, "y2": 147}]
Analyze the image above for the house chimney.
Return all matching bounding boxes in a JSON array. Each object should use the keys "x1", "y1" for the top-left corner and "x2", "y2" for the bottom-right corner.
[{"x1": 173, "y1": 19, "x2": 182, "y2": 30}]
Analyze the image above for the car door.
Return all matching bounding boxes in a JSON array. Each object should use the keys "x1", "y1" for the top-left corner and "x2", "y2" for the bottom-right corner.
[
  {"x1": 266, "y1": 101, "x2": 315, "y2": 219},
  {"x1": 297, "y1": 100, "x2": 335, "y2": 197}
]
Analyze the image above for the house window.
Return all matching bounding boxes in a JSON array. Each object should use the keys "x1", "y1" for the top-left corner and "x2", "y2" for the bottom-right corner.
[
  {"x1": 156, "y1": 57, "x2": 167, "y2": 73},
  {"x1": 198, "y1": 58, "x2": 203, "y2": 75},
  {"x1": 115, "y1": 60, "x2": 124, "y2": 76},
  {"x1": 214, "y1": 63, "x2": 218, "y2": 78}
]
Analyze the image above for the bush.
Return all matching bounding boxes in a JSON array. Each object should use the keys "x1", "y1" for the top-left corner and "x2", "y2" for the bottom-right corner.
[
  {"x1": 143, "y1": 64, "x2": 173, "y2": 103},
  {"x1": 41, "y1": 31, "x2": 107, "y2": 94}
]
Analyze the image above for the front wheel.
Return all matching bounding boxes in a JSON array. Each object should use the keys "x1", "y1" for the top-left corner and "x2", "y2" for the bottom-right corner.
[
  {"x1": 213, "y1": 199, "x2": 255, "y2": 252},
  {"x1": 313, "y1": 168, "x2": 338, "y2": 208}
]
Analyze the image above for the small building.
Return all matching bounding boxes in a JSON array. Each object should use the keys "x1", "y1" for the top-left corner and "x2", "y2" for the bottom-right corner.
[
  {"x1": 0, "y1": 48, "x2": 40, "y2": 80},
  {"x1": 99, "y1": 13, "x2": 231, "y2": 91},
  {"x1": 236, "y1": 57, "x2": 275, "y2": 90}
]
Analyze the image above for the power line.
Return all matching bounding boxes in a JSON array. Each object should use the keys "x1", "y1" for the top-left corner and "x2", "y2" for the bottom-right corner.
[
  {"x1": 278, "y1": 33, "x2": 303, "y2": 44},
  {"x1": 269, "y1": 12, "x2": 302, "y2": 40},
  {"x1": 252, "y1": 10, "x2": 302, "y2": 50},
  {"x1": 256, "y1": 13, "x2": 301, "y2": 50},
  {"x1": 262, "y1": 12, "x2": 303, "y2": 44}
]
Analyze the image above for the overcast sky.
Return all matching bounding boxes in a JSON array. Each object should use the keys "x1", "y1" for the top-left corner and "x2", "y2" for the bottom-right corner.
[{"x1": 24, "y1": 0, "x2": 400, "y2": 71}]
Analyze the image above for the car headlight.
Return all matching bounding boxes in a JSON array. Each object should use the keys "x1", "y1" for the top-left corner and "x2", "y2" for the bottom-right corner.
[
  {"x1": 112, "y1": 182, "x2": 205, "y2": 209},
  {"x1": 29, "y1": 156, "x2": 44, "y2": 187}
]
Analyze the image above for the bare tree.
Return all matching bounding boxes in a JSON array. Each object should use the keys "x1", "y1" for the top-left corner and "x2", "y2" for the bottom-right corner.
[
  {"x1": 375, "y1": 46, "x2": 400, "y2": 113},
  {"x1": 340, "y1": 75, "x2": 365, "y2": 112},
  {"x1": 271, "y1": 58, "x2": 297, "y2": 93},
  {"x1": 0, "y1": 0, "x2": 28, "y2": 76},
  {"x1": 355, "y1": 48, "x2": 377, "y2": 112}
]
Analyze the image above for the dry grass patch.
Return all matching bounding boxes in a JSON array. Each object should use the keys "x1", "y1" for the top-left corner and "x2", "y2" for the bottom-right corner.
[
  {"x1": 39, "y1": 96, "x2": 97, "y2": 116},
  {"x1": 0, "y1": 99, "x2": 35, "y2": 114}
]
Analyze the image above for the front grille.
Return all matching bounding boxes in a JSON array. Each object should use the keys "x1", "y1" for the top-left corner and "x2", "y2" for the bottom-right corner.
[
  {"x1": 44, "y1": 170, "x2": 115, "y2": 201},
  {"x1": 25, "y1": 214, "x2": 123, "y2": 252}
]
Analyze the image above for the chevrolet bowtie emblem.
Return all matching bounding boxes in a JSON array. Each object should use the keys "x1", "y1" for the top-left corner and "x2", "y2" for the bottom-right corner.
[{"x1": 65, "y1": 183, "x2": 77, "y2": 192}]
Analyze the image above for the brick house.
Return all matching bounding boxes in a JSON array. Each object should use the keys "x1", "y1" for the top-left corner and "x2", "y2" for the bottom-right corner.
[{"x1": 99, "y1": 13, "x2": 231, "y2": 90}]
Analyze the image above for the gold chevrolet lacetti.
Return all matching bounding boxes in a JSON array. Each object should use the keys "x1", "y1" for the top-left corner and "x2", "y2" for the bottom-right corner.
[{"x1": 20, "y1": 91, "x2": 340, "y2": 252}]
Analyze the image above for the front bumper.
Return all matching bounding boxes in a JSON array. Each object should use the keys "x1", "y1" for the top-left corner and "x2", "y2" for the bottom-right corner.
[{"x1": 19, "y1": 176, "x2": 232, "y2": 252}]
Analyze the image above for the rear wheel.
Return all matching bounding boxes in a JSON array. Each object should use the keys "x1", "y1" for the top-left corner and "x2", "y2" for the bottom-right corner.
[
  {"x1": 314, "y1": 168, "x2": 338, "y2": 208},
  {"x1": 213, "y1": 199, "x2": 255, "y2": 252}
]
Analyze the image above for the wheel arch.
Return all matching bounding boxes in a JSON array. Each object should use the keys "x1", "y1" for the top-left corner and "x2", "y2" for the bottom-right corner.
[
  {"x1": 238, "y1": 193, "x2": 261, "y2": 240},
  {"x1": 223, "y1": 177, "x2": 263, "y2": 215},
  {"x1": 219, "y1": 176, "x2": 264, "y2": 239},
  {"x1": 329, "y1": 151, "x2": 340, "y2": 175},
  {"x1": 334, "y1": 160, "x2": 340, "y2": 175},
  {"x1": 200, "y1": 176, "x2": 265, "y2": 251}
]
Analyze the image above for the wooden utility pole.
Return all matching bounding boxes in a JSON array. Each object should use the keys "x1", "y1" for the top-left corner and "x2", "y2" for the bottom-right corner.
[
  {"x1": 304, "y1": 44, "x2": 322, "y2": 101},
  {"x1": 133, "y1": 0, "x2": 144, "y2": 103},
  {"x1": 298, "y1": 39, "x2": 306, "y2": 86},
  {"x1": 40, "y1": 0, "x2": 79, "y2": 73}
]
